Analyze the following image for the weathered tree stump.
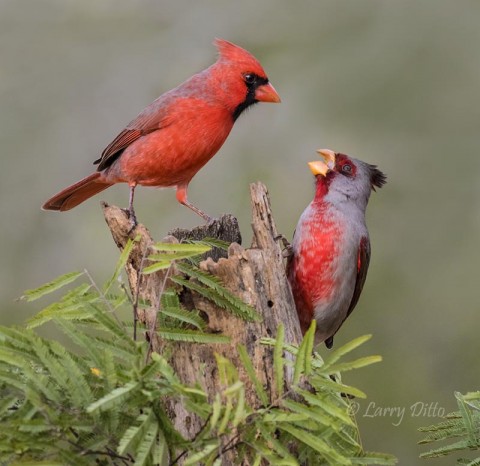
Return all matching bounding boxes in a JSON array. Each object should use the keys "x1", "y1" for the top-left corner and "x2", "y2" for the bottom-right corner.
[{"x1": 102, "y1": 182, "x2": 303, "y2": 460}]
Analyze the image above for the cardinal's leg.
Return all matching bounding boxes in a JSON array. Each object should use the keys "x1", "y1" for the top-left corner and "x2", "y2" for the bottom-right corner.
[
  {"x1": 176, "y1": 183, "x2": 212, "y2": 222},
  {"x1": 126, "y1": 182, "x2": 138, "y2": 227}
]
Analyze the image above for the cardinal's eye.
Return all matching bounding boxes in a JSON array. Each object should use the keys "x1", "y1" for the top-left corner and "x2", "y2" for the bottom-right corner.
[
  {"x1": 342, "y1": 164, "x2": 352, "y2": 174},
  {"x1": 244, "y1": 74, "x2": 256, "y2": 85}
]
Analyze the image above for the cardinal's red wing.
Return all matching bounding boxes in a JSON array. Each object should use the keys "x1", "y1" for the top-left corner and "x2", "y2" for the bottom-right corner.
[
  {"x1": 346, "y1": 236, "x2": 371, "y2": 320},
  {"x1": 94, "y1": 96, "x2": 176, "y2": 171},
  {"x1": 94, "y1": 129, "x2": 143, "y2": 170}
]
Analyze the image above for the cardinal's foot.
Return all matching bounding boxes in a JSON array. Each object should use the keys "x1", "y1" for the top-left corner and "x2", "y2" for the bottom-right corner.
[{"x1": 121, "y1": 207, "x2": 138, "y2": 234}]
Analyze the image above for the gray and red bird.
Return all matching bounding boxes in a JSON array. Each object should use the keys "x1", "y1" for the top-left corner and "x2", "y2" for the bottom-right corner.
[
  {"x1": 286, "y1": 149, "x2": 386, "y2": 348},
  {"x1": 42, "y1": 39, "x2": 280, "y2": 223}
]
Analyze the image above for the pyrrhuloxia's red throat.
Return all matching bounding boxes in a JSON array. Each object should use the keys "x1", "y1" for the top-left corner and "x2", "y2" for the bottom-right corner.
[
  {"x1": 287, "y1": 149, "x2": 386, "y2": 348},
  {"x1": 42, "y1": 39, "x2": 280, "y2": 224}
]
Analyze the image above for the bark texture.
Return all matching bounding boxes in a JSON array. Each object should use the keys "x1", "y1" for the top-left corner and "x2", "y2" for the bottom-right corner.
[{"x1": 102, "y1": 182, "x2": 302, "y2": 458}]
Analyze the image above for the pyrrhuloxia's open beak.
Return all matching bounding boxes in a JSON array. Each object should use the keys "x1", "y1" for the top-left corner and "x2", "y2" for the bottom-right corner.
[
  {"x1": 309, "y1": 149, "x2": 337, "y2": 177},
  {"x1": 255, "y1": 82, "x2": 281, "y2": 103},
  {"x1": 316, "y1": 149, "x2": 336, "y2": 169},
  {"x1": 308, "y1": 160, "x2": 330, "y2": 177}
]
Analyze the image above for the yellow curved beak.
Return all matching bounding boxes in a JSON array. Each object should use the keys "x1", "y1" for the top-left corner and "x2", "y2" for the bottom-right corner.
[
  {"x1": 308, "y1": 160, "x2": 329, "y2": 177},
  {"x1": 316, "y1": 149, "x2": 336, "y2": 167},
  {"x1": 308, "y1": 149, "x2": 336, "y2": 177}
]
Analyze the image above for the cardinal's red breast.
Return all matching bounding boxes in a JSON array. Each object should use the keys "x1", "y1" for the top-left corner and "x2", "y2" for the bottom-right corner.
[{"x1": 104, "y1": 100, "x2": 233, "y2": 187}]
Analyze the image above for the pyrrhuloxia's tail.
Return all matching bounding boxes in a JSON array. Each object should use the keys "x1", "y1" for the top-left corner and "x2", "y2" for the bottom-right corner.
[{"x1": 42, "y1": 173, "x2": 114, "y2": 211}]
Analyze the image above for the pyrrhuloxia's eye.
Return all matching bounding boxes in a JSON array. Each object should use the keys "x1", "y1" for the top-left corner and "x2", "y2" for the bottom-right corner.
[
  {"x1": 342, "y1": 164, "x2": 352, "y2": 174},
  {"x1": 244, "y1": 74, "x2": 256, "y2": 85}
]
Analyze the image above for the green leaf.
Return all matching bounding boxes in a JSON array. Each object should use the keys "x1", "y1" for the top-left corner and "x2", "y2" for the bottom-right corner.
[
  {"x1": 282, "y1": 398, "x2": 344, "y2": 431},
  {"x1": 324, "y1": 334, "x2": 373, "y2": 366},
  {"x1": 237, "y1": 344, "x2": 269, "y2": 406},
  {"x1": 143, "y1": 242, "x2": 212, "y2": 273},
  {"x1": 294, "y1": 388, "x2": 354, "y2": 426},
  {"x1": 419, "y1": 438, "x2": 474, "y2": 458},
  {"x1": 150, "y1": 352, "x2": 179, "y2": 386},
  {"x1": 274, "y1": 324, "x2": 285, "y2": 398},
  {"x1": 173, "y1": 263, "x2": 261, "y2": 322},
  {"x1": 142, "y1": 261, "x2": 173, "y2": 274},
  {"x1": 86, "y1": 302, "x2": 130, "y2": 341},
  {"x1": 20, "y1": 271, "x2": 84, "y2": 301},
  {"x1": 255, "y1": 422, "x2": 298, "y2": 463},
  {"x1": 292, "y1": 320, "x2": 315, "y2": 385},
  {"x1": 47, "y1": 339, "x2": 94, "y2": 406},
  {"x1": 324, "y1": 355, "x2": 382, "y2": 374},
  {"x1": 310, "y1": 374, "x2": 367, "y2": 399},
  {"x1": 351, "y1": 451, "x2": 398, "y2": 465},
  {"x1": 151, "y1": 242, "x2": 212, "y2": 254},
  {"x1": 0, "y1": 325, "x2": 38, "y2": 351},
  {"x1": 0, "y1": 347, "x2": 31, "y2": 371},
  {"x1": 26, "y1": 283, "x2": 93, "y2": 329},
  {"x1": 0, "y1": 394, "x2": 19, "y2": 416},
  {"x1": 184, "y1": 442, "x2": 218, "y2": 466},
  {"x1": 104, "y1": 236, "x2": 138, "y2": 293},
  {"x1": 217, "y1": 398, "x2": 233, "y2": 435},
  {"x1": 193, "y1": 237, "x2": 230, "y2": 251},
  {"x1": 160, "y1": 289, "x2": 180, "y2": 306},
  {"x1": 263, "y1": 411, "x2": 310, "y2": 423},
  {"x1": 279, "y1": 424, "x2": 350, "y2": 465},
  {"x1": 158, "y1": 328, "x2": 230, "y2": 344},
  {"x1": 216, "y1": 353, "x2": 237, "y2": 385},
  {"x1": 54, "y1": 319, "x2": 120, "y2": 370},
  {"x1": 303, "y1": 320, "x2": 316, "y2": 375},
  {"x1": 210, "y1": 393, "x2": 222, "y2": 430},
  {"x1": 152, "y1": 428, "x2": 168, "y2": 465},
  {"x1": 231, "y1": 384, "x2": 247, "y2": 427},
  {"x1": 11, "y1": 462, "x2": 66, "y2": 466},
  {"x1": 87, "y1": 381, "x2": 140, "y2": 413},
  {"x1": 223, "y1": 380, "x2": 244, "y2": 396},
  {"x1": 161, "y1": 306, "x2": 207, "y2": 331},
  {"x1": 456, "y1": 391, "x2": 478, "y2": 444},
  {"x1": 463, "y1": 391, "x2": 480, "y2": 403},
  {"x1": 134, "y1": 421, "x2": 158, "y2": 466},
  {"x1": 173, "y1": 275, "x2": 257, "y2": 322},
  {"x1": 0, "y1": 368, "x2": 32, "y2": 392},
  {"x1": 464, "y1": 458, "x2": 480, "y2": 466},
  {"x1": 249, "y1": 437, "x2": 297, "y2": 465},
  {"x1": 149, "y1": 252, "x2": 208, "y2": 262}
]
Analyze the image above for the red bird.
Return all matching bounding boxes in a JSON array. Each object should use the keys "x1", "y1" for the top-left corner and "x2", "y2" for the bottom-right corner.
[
  {"x1": 42, "y1": 39, "x2": 280, "y2": 223},
  {"x1": 286, "y1": 149, "x2": 386, "y2": 348}
]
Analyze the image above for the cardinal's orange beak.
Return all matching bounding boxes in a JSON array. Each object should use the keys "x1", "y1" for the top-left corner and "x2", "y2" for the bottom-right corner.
[
  {"x1": 255, "y1": 82, "x2": 281, "y2": 103},
  {"x1": 309, "y1": 149, "x2": 336, "y2": 177}
]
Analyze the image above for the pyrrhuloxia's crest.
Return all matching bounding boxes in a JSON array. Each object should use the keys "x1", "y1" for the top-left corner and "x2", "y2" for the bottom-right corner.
[{"x1": 369, "y1": 165, "x2": 387, "y2": 191}]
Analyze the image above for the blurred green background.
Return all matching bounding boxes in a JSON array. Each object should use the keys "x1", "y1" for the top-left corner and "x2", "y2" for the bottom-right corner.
[{"x1": 1, "y1": 0, "x2": 479, "y2": 463}]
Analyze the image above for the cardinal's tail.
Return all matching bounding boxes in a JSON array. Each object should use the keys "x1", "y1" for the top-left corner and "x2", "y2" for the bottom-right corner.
[{"x1": 42, "y1": 173, "x2": 114, "y2": 211}]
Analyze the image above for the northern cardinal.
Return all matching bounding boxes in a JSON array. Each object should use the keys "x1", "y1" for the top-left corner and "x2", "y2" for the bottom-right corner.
[
  {"x1": 42, "y1": 39, "x2": 280, "y2": 223},
  {"x1": 286, "y1": 149, "x2": 386, "y2": 348}
]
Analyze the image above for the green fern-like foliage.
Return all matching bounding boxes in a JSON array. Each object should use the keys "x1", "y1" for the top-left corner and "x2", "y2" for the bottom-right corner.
[
  {"x1": 419, "y1": 391, "x2": 480, "y2": 464},
  {"x1": 0, "y1": 241, "x2": 396, "y2": 465}
]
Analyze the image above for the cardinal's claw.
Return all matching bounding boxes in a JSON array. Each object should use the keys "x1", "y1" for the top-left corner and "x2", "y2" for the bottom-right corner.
[
  {"x1": 206, "y1": 216, "x2": 217, "y2": 225},
  {"x1": 121, "y1": 207, "x2": 138, "y2": 234}
]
